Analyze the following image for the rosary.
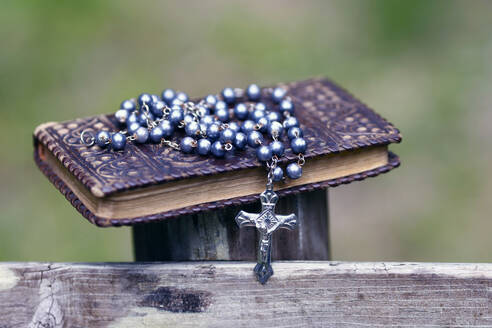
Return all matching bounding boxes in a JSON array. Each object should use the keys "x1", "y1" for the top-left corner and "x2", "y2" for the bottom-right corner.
[{"x1": 81, "y1": 84, "x2": 307, "y2": 284}]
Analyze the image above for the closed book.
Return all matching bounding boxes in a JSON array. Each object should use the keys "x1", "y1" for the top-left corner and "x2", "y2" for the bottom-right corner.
[{"x1": 33, "y1": 78, "x2": 401, "y2": 227}]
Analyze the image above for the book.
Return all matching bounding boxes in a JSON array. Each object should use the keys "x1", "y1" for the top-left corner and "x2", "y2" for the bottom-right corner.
[{"x1": 33, "y1": 78, "x2": 401, "y2": 227}]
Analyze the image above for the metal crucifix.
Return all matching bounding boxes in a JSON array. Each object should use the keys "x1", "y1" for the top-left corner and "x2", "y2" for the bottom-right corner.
[{"x1": 235, "y1": 186, "x2": 298, "y2": 284}]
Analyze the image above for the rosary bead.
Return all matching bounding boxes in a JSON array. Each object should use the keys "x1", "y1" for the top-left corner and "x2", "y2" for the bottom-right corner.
[
  {"x1": 215, "y1": 100, "x2": 227, "y2": 112},
  {"x1": 267, "y1": 111, "x2": 281, "y2": 122},
  {"x1": 149, "y1": 126, "x2": 164, "y2": 143},
  {"x1": 169, "y1": 109, "x2": 184, "y2": 125},
  {"x1": 196, "y1": 104, "x2": 209, "y2": 117},
  {"x1": 272, "y1": 87, "x2": 286, "y2": 103},
  {"x1": 135, "y1": 126, "x2": 149, "y2": 144},
  {"x1": 183, "y1": 114, "x2": 195, "y2": 125},
  {"x1": 200, "y1": 115, "x2": 215, "y2": 126},
  {"x1": 283, "y1": 116, "x2": 299, "y2": 129},
  {"x1": 171, "y1": 98, "x2": 184, "y2": 106},
  {"x1": 159, "y1": 120, "x2": 174, "y2": 137},
  {"x1": 185, "y1": 121, "x2": 200, "y2": 137},
  {"x1": 96, "y1": 131, "x2": 111, "y2": 148},
  {"x1": 234, "y1": 132, "x2": 247, "y2": 150},
  {"x1": 211, "y1": 141, "x2": 225, "y2": 157},
  {"x1": 221, "y1": 87, "x2": 236, "y2": 104},
  {"x1": 138, "y1": 93, "x2": 153, "y2": 107},
  {"x1": 126, "y1": 112, "x2": 139, "y2": 126},
  {"x1": 241, "y1": 120, "x2": 256, "y2": 134},
  {"x1": 150, "y1": 100, "x2": 165, "y2": 118},
  {"x1": 205, "y1": 94, "x2": 218, "y2": 108},
  {"x1": 234, "y1": 103, "x2": 249, "y2": 120},
  {"x1": 247, "y1": 130, "x2": 264, "y2": 148},
  {"x1": 268, "y1": 121, "x2": 284, "y2": 138},
  {"x1": 257, "y1": 117, "x2": 269, "y2": 133},
  {"x1": 219, "y1": 128, "x2": 236, "y2": 144},
  {"x1": 161, "y1": 88, "x2": 175, "y2": 105},
  {"x1": 111, "y1": 132, "x2": 126, "y2": 151},
  {"x1": 228, "y1": 122, "x2": 241, "y2": 133},
  {"x1": 207, "y1": 123, "x2": 221, "y2": 140},
  {"x1": 254, "y1": 102, "x2": 267, "y2": 112},
  {"x1": 151, "y1": 94, "x2": 160, "y2": 104},
  {"x1": 279, "y1": 99, "x2": 294, "y2": 114},
  {"x1": 215, "y1": 107, "x2": 229, "y2": 122},
  {"x1": 256, "y1": 145, "x2": 272, "y2": 162},
  {"x1": 197, "y1": 138, "x2": 211, "y2": 155},
  {"x1": 291, "y1": 137, "x2": 307, "y2": 154},
  {"x1": 115, "y1": 109, "x2": 129, "y2": 125},
  {"x1": 137, "y1": 112, "x2": 153, "y2": 125},
  {"x1": 128, "y1": 122, "x2": 141, "y2": 135},
  {"x1": 120, "y1": 99, "x2": 136, "y2": 112},
  {"x1": 246, "y1": 84, "x2": 261, "y2": 101},
  {"x1": 270, "y1": 140, "x2": 285, "y2": 156},
  {"x1": 287, "y1": 126, "x2": 303, "y2": 139},
  {"x1": 180, "y1": 136, "x2": 195, "y2": 153},
  {"x1": 286, "y1": 163, "x2": 302, "y2": 179},
  {"x1": 176, "y1": 92, "x2": 189, "y2": 103},
  {"x1": 272, "y1": 166, "x2": 284, "y2": 182},
  {"x1": 251, "y1": 109, "x2": 266, "y2": 122}
]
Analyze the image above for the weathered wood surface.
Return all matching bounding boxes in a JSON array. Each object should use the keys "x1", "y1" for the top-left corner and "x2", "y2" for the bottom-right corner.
[
  {"x1": 0, "y1": 262, "x2": 490, "y2": 328},
  {"x1": 133, "y1": 189, "x2": 330, "y2": 261}
]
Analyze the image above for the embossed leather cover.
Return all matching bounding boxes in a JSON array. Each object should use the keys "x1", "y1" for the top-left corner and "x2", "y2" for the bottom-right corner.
[{"x1": 33, "y1": 78, "x2": 401, "y2": 227}]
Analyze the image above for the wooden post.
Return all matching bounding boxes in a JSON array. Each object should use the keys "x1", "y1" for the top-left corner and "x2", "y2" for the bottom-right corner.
[{"x1": 132, "y1": 189, "x2": 330, "y2": 261}]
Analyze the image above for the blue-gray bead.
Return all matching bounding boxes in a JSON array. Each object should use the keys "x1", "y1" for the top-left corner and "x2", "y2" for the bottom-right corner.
[
  {"x1": 234, "y1": 103, "x2": 249, "y2": 120},
  {"x1": 273, "y1": 167, "x2": 284, "y2": 182},
  {"x1": 197, "y1": 138, "x2": 212, "y2": 155},
  {"x1": 246, "y1": 84, "x2": 261, "y2": 101},
  {"x1": 205, "y1": 94, "x2": 217, "y2": 108},
  {"x1": 138, "y1": 93, "x2": 152, "y2": 107},
  {"x1": 159, "y1": 120, "x2": 174, "y2": 137},
  {"x1": 283, "y1": 116, "x2": 299, "y2": 129},
  {"x1": 183, "y1": 114, "x2": 195, "y2": 125},
  {"x1": 215, "y1": 107, "x2": 229, "y2": 122},
  {"x1": 257, "y1": 117, "x2": 269, "y2": 133},
  {"x1": 211, "y1": 141, "x2": 225, "y2": 157},
  {"x1": 151, "y1": 94, "x2": 160, "y2": 104},
  {"x1": 279, "y1": 99, "x2": 294, "y2": 114},
  {"x1": 196, "y1": 104, "x2": 209, "y2": 117},
  {"x1": 149, "y1": 126, "x2": 164, "y2": 143},
  {"x1": 272, "y1": 87, "x2": 286, "y2": 103},
  {"x1": 221, "y1": 87, "x2": 235, "y2": 104},
  {"x1": 228, "y1": 122, "x2": 240, "y2": 133},
  {"x1": 200, "y1": 115, "x2": 215, "y2": 126},
  {"x1": 111, "y1": 132, "x2": 126, "y2": 151},
  {"x1": 185, "y1": 121, "x2": 200, "y2": 137},
  {"x1": 150, "y1": 100, "x2": 165, "y2": 118},
  {"x1": 270, "y1": 141, "x2": 285, "y2": 156},
  {"x1": 247, "y1": 131, "x2": 264, "y2": 148},
  {"x1": 268, "y1": 121, "x2": 284, "y2": 138},
  {"x1": 291, "y1": 137, "x2": 307, "y2": 154},
  {"x1": 115, "y1": 109, "x2": 129, "y2": 125},
  {"x1": 120, "y1": 99, "x2": 136, "y2": 112},
  {"x1": 137, "y1": 112, "x2": 153, "y2": 125},
  {"x1": 234, "y1": 132, "x2": 247, "y2": 150},
  {"x1": 241, "y1": 120, "x2": 256, "y2": 134},
  {"x1": 135, "y1": 127, "x2": 149, "y2": 144},
  {"x1": 171, "y1": 98, "x2": 184, "y2": 106},
  {"x1": 267, "y1": 111, "x2": 281, "y2": 122},
  {"x1": 126, "y1": 112, "x2": 139, "y2": 126},
  {"x1": 180, "y1": 136, "x2": 195, "y2": 153},
  {"x1": 219, "y1": 128, "x2": 236, "y2": 144},
  {"x1": 169, "y1": 109, "x2": 184, "y2": 125},
  {"x1": 207, "y1": 123, "x2": 221, "y2": 140},
  {"x1": 127, "y1": 122, "x2": 141, "y2": 135},
  {"x1": 254, "y1": 102, "x2": 267, "y2": 111},
  {"x1": 286, "y1": 163, "x2": 302, "y2": 179},
  {"x1": 214, "y1": 100, "x2": 227, "y2": 112},
  {"x1": 96, "y1": 131, "x2": 111, "y2": 147},
  {"x1": 256, "y1": 145, "x2": 272, "y2": 162},
  {"x1": 251, "y1": 110, "x2": 266, "y2": 122},
  {"x1": 176, "y1": 92, "x2": 189, "y2": 103},
  {"x1": 161, "y1": 88, "x2": 175, "y2": 105},
  {"x1": 287, "y1": 127, "x2": 303, "y2": 139}
]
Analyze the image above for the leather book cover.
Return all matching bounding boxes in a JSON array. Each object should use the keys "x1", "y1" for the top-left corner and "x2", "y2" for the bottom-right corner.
[{"x1": 33, "y1": 78, "x2": 402, "y2": 227}]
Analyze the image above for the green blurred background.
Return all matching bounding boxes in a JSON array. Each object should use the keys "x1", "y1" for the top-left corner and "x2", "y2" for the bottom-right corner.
[{"x1": 1, "y1": 0, "x2": 491, "y2": 262}]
